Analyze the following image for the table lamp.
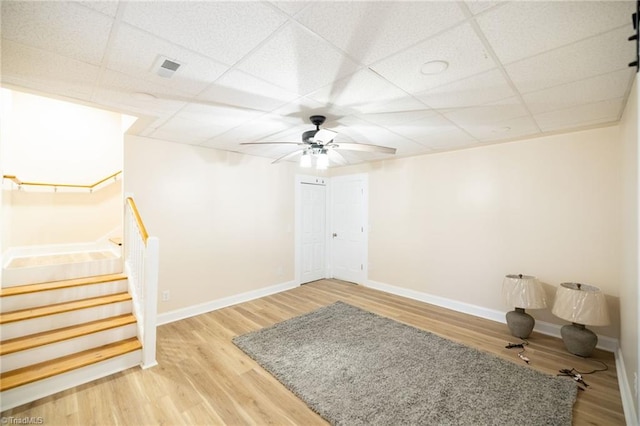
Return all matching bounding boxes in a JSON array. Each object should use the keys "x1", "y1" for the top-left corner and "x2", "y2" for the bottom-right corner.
[
  {"x1": 551, "y1": 282, "x2": 609, "y2": 357},
  {"x1": 502, "y1": 274, "x2": 547, "y2": 338}
]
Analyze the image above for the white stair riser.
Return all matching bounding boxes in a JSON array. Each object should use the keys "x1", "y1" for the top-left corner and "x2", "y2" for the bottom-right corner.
[
  {"x1": 0, "y1": 301, "x2": 132, "y2": 340},
  {"x1": 1, "y1": 280, "x2": 128, "y2": 312},
  {"x1": 0, "y1": 349, "x2": 142, "y2": 412},
  {"x1": 2, "y1": 258, "x2": 123, "y2": 287},
  {"x1": 1, "y1": 323, "x2": 137, "y2": 372}
]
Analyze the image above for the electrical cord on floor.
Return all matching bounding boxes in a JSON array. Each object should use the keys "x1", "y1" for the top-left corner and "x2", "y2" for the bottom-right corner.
[
  {"x1": 505, "y1": 339, "x2": 530, "y2": 364},
  {"x1": 557, "y1": 360, "x2": 608, "y2": 391}
]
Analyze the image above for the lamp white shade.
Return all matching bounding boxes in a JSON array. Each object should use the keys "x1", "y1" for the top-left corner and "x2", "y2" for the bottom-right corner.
[
  {"x1": 502, "y1": 274, "x2": 546, "y2": 309},
  {"x1": 551, "y1": 282, "x2": 610, "y2": 326}
]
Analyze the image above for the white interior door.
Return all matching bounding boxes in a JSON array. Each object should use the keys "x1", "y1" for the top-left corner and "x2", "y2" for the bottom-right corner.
[
  {"x1": 300, "y1": 182, "x2": 326, "y2": 284},
  {"x1": 331, "y1": 174, "x2": 367, "y2": 284}
]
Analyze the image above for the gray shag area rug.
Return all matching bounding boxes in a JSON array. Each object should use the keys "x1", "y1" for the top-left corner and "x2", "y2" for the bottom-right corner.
[{"x1": 233, "y1": 302, "x2": 577, "y2": 426}]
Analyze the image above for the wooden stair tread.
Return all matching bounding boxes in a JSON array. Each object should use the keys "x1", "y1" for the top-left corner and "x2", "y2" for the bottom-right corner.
[
  {"x1": 0, "y1": 273, "x2": 127, "y2": 298},
  {"x1": 0, "y1": 292, "x2": 132, "y2": 325},
  {"x1": 0, "y1": 314, "x2": 137, "y2": 356},
  {"x1": 0, "y1": 337, "x2": 141, "y2": 391}
]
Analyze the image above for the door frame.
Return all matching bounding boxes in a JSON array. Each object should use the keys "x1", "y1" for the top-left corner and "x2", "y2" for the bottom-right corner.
[
  {"x1": 295, "y1": 173, "x2": 369, "y2": 286},
  {"x1": 294, "y1": 174, "x2": 330, "y2": 285}
]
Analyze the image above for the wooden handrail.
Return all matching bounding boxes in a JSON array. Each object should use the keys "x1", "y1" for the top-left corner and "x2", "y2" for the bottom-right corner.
[
  {"x1": 2, "y1": 171, "x2": 122, "y2": 190},
  {"x1": 126, "y1": 197, "x2": 149, "y2": 244}
]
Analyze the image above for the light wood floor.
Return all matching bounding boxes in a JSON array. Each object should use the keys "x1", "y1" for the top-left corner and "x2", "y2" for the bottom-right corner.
[{"x1": 1, "y1": 280, "x2": 624, "y2": 425}]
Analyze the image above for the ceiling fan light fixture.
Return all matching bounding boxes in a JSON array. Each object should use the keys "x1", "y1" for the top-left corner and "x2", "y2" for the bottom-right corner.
[
  {"x1": 316, "y1": 149, "x2": 329, "y2": 170},
  {"x1": 300, "y1": 151, "x2": 312, "y2": 168},
  {"x1": 420, "y1": 60, "x2": 449, "y2": 75}
]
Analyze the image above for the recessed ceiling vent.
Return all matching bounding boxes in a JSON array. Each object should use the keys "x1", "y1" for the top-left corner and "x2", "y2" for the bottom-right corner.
[{"x1": 153, "y1": 55, "x2": 182, "y2": 78}]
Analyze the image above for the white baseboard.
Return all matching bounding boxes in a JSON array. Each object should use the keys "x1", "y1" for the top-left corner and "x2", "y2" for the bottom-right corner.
[
  {"x1": 615, "y1": 348, "x2": 639, "y2": 426},
  {"x1": 365, "y1": 279, "x2": 619, "y2": 352},
  {"x1": 156, "y1": 280, "x2": 299, "y2": 326}
]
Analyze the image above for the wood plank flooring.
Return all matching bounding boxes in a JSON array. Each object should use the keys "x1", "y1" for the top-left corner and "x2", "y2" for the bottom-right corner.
[{"x1": 0, "y1": 280, "x2": 624, "y2": 425}]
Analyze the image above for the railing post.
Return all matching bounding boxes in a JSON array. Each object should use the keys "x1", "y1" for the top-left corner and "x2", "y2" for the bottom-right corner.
[{"x1": 142, "y1": 236, "x2": 159, "y2": 368}]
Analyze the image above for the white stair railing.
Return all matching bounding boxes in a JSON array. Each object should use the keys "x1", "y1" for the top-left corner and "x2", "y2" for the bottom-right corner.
[{"x1": 124, "y1": 194, "x2": 159, "y2": 368}]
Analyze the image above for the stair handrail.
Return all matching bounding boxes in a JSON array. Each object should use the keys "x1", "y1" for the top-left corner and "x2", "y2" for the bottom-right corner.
[
  {"x1": 2, "y1": 171, "x2": 122, "y2": 191},
  {"x1": 124, "y1": 195, "x2": 159, "y2": 369}
]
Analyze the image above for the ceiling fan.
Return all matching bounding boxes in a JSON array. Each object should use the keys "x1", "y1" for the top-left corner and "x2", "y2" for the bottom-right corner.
[{"x1": 240, "y1": 115, "x2": 397, "y2": 169}]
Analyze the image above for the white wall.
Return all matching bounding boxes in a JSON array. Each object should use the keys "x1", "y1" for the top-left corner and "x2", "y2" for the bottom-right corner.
[
  {"x1": 124, "y1": 135, "x2": 296, "y2": 314},
  {"x1": 620, "y1": 76, "x2": 639, "y2": 418},
  {"x1": 0, "y1": 89, "x2": 124, "y2": 251},
  {"x1": 333, "y1": 125, "x2": 624, "y2": 340},
  {"x1": 0, "y1": 89, "x2": 122, "y2": 183}
]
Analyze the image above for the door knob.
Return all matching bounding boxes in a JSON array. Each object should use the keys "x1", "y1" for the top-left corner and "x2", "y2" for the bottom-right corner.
[{"x1": 332, "y1": 233, "x2": 338, "y2": 238}]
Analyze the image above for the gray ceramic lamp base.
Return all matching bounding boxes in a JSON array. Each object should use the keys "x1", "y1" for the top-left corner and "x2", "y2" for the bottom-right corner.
[
  {"x1": 560, "y1": 323, "x2": 598, "y2": 357},
  {"x1": 506, "y1": 308, "x2": 535, "y2": 339}
]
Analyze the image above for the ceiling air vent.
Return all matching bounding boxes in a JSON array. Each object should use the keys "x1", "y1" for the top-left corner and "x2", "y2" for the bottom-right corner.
[{"x1": 153, "y1": 55, "x2": 182, "y2": 78}]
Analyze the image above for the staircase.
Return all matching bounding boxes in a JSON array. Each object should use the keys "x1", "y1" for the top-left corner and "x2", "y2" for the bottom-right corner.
[{"x1": 0, "y1": 267, "x2": 143, "y2": 411}]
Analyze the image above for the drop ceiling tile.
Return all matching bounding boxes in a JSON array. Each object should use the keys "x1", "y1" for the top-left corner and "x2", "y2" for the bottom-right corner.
[
  {"x1": 370, "y1": 23, "x2": 497, "y2": 95},
  {"x1": 93, "y1": 70, "x2": 188, "y2": 119},
  {"x1": 238, "y1": 23, "x2": 361, "y2": 95},
  {"x1": 295, "y1": 2, "x2": 465, "y2": 64},
  {"x1": 1, "y1": 39, "x2": 100, "y2": 101},
  {"x1": 175, "y1": 103, "x2": 264, "y2": 140},
  {"x1": 269, "y1": 1, "x2": 311, "y2": 16},
  {"x1": 196, "y1": 70, "x2": 300, "y2": 113},
  {"x1": 318, "y1": 115, "x2": 427, "y2": 156},
  {"x1": 443, "y1": 96, "x2": 529, "y2": 127},
  {"x1": 464, "y1": 1, "x2": 505, "y2": 16},
  {"x1": 418, "y1": 68, "x2": 515, "y2": 109},
  {"x1": 202, "y1": 113, "x2": 301, "y2": 150},
  {"x1": 357, "y1": 108, "x2": 437, "y2": 127},
  {"x1": 76, "y1": 1, "x2": 119, "y2": 17},
  {"x1": 306, "y1": 69, "x2": 426, "y2": 114},
  {"x1": 1, "y1": 1, "x2": 113, "y2": 65},
  {"x1": 268, "y1": 96, "x2": 352, "y2": 124},
  {"x1": 107, "y1": 24, "x2": 229, "y2": 97},
  {"x1": 387, "y1": 112, "x2": 464, "y2": 143},
  {"x1": 534, "y1": 98, "x2": 624, "y2": 133},
  {"x1": 415, "y1": 127, "x2": 478, "y2": 150},
  {"x1": 122, "y1": 2, "x2": 287, "y2": 65},
  {"x1": 506, "y1": 27, "x2": 634, "y2": 95},
  {"x1": 476, "y1": 1, "x2": 634, "y2": 65},
  {"x1": 461, "y1": 115, "x2": 541, "y2": 142},
  {"x1": 150, "y1": 115, "x2": 234, "y2": 145},
  {"x1": 523, "y1": 69, "x2": 632, "y2": 115}
]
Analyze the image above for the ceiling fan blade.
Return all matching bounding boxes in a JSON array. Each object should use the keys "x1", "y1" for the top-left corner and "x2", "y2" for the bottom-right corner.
[
  {"x1": 330, "y1": 142, "x2": 396, "y2": 155},
  {"x1": 313, "y1": 128, "x2": 338, "y2": 144},
  {"x1": 272, "y1": 149, "x2": 304, "y2": 164},
  {"x1": 240, "y1": 142, "x2": 305, "y2": 146},
  {"x1": 327, "y1": 148, "x2": 349, "y2": 166}
]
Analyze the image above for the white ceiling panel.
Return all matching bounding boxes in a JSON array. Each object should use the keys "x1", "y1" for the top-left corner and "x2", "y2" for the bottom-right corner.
[
  {"x1": 370, "y1": 23, "x2": 497, "y2": 95},
  {"x1": 121, "y1": 1, "x2": 288, "y2": 65},
  {"x1": 295, "y1": 1, "x2": 466, "y2": 65},
  {"x1": 464, "y1": 1, "x2": 505, "y2": 16},
  {"x1": 443, "y1": 97, "x2": 530, "y2": 127},
  {"x1": 306, "y1": 69, "x2": 422, "y2": 114},
  {"x1": 1, "y1": 39, "x2": 100, "y2": 101},
  {"x1": 76, "y1": 1, "x2": 119, "y2": 18},
  {"x1": 461, "y1": 115, "x2": 541, "y2": 143},
  {"x1": 523, "y1": 69, "x2": 632, "y2": 115},
  {"x1": 237, "y1": 23, "x2": 361, "y2": 95},
  {"x1": 1, "y1": 1, "x2": 113, "y2": 65},
  {"x1": 93, "y1": 70, "x2": 188, "y2": 119},
  {"x1": 2, "y1": 1, "x2": 636, "y2": 167},
  {"x1": 506, "y1": 27, "x2": 634, "y2": 95},
  {"x1": 107, "y1": 24, "x2": 230, "y2": 97},
  {"x1": 417, "y1": 68, "x2": 515, "y2": 109},
  {"x1": 534, "y1": 98, "x2": 624, "y2": 133},
  {"x1": 476, "y1": 1, "x2": 634, "y2": 65},
  {"x1": 415, "y1": 128, "x2": 478, "y2": 150},
  {"x1": 195, "y1": 70, "x2": 300, "y2": 113}
]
